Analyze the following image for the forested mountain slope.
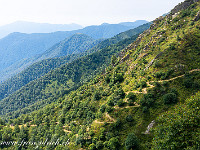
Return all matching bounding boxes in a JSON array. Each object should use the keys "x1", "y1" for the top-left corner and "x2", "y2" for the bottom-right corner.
[
  {"x1": 0, "y1": 21, "x2": 148, "y2": 82},
  {"x1": 0, "y1": 0, "x2": 199, "y2": 149},
  {"x1": 0, "y1": 23, "x2": 151, "y2": 105},
  {"x1": 0, "y1": 34, "x2": 102, "y2": 82},
  {"x1": 0, "y1": 32, "x2": 70, "y2": 71},
  {"x1": 36, "y1": 34, "x2": 101, "y2": 59},
  {"x1": 0, "y1": 32, "x2": 141, "y2": 119},
  {"x1": 0, "y1": 20, "x2": 147, "y2": 73}
]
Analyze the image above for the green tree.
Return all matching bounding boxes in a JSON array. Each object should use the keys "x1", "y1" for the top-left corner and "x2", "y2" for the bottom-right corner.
[
  {"x1": 96, "y1": 141, "x2": 104, "y2": 149},
  {"x1": 0, "y1": 118, "x2": 5, "y2": 125},
  {"x1": 107, "y1": 137, "x2": 120, "y2": 149},
  {"x1": 93, "y1": 91, "x2": 101, "y2": 101},
  {"x1": 2, "y1": 127, "x2": 13, "y2": 141},
  {"x1": 125, "y1": 133, "x2": 139, "y2": 150},
  {"x1": 13, "y1": 125, "x2": 20, "y2": 136},
  {"x1": 111, "y1": 55, "x2": 117, "y2": 66},
  {"x1": 55, "y1": 123, "x2": 65, "y2": 136},
  {"x1": 126, "y1": 92, "x2": 136, "y2": 105},
  {"x1": 88, "y1": 143, "x2": 96, "y2": 150},
  {"x1": 163, "y1": 93, "x2": 177, "y2": 104}
]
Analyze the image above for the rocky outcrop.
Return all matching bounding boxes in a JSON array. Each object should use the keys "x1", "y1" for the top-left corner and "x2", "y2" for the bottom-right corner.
[
  {"x1": 144, "y1": 120, "x2": 155, "y2": 134},
  {"x1": 171, "y1": 0, "x2": 199, "y2": 15},
  {"x1": 172, "y1": 12, "x2": 180, "y2": 19},
  {"x1": 194, "y1": 11, "x2": 200, "y2": 21},
  {"x1": 145, "y1": 52, "x2": 163, "y2": 70}
]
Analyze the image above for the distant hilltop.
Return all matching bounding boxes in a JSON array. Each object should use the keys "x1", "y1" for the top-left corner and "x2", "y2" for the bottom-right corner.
[
  {"x1": 0, "y1": 21, "x2": 83, "y2": 39},
  {"x1": 0, "y1": 20, "x2": 148, "y2": 39}
]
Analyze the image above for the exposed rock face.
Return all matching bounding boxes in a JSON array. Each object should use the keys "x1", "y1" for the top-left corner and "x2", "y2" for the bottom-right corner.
[
  {"x1": 172, "y1": 12, "x2": 180, "y2": 19},
  {"x1": 171, "y1": 0, "x2": 199, "y2": 15},
  {"x1": 145, "y1": 52, "x2": 163, "y2": 70},
  {"x1": 144, "y1": 120, "x2": 155, "y2": 134},
  {"x1": 194, "y1": 11, "x2": 200, "y2": 21}
]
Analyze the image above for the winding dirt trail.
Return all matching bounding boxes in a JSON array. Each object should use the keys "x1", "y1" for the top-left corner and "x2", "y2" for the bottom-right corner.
[
  {"x1": 126, "y1": 69, "x2": 200, "y2": 94},
  {"x1": 93, "y1": 112, "x2": 116, "y2": 124},
  {"x1": 114, "y1": 102, "x2": 140, "y2": 109},
  {"x1": 105, "y1": 112, "x2": 116, "y2": 122},
  {"x1": 93, "y1": 69, "x2": 200, "y2": 125}
]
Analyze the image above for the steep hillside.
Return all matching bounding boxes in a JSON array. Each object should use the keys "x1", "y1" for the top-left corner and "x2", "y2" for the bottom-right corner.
[
  {"x1": 0, "y1": 23, "x2": 150, "y2": 102},
  {"x1": 0, "y1": 0, "x2": 199, "y2": 150},
  {"x1": 0, "y1": 33, "x2": 140, "y2": 119}
]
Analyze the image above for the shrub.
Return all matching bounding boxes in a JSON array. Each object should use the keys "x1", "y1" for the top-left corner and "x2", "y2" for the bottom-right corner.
[
  {"x1": 106, "y1": 106, "x2": 114, "y2": 113},
  {"x1": 155, "y1": 71, "x2": 165, "y2": 78},
  {"x1": 117, "y1": 99, "x2": 124, "y2": 107},
  {"x1": 125, "y1": 133, "x2": 139, "y2": 150},
  {"x1": 100, "y1": 105, "x2": 106, "y2": 113},
  {"x1": 88, "y1": 143, "x2": 96, "y2": 150},
  {"x1": 126, "y1": 92, "x2": 136, "y2": 103},
  {"x1": 96, "y1": 141, "x2": 104, "y2": 149},
  {"x1": 170, "y1": 88, "x2": 178, "y2": 96},
  {"x1": 111, "y1": 55, "x2": 117, "y2": 66},
  {"x1": 162, "y1": 81, "x2": 169, "y2": 87},
  {"x1": 168, "y1": 44, "x2": 176, "y2": 50},
  {"x1": 114, "y1": 87, "x2": 125, "y2": 99},
  {"x1": 126, "y1": 115, "x2": 134, "y2": 122},
  {"x1": 190, "y1": 21, "x2": 194, "y2": 26},
  {"x1": 193, "y1": 81, "x2": 200, "y2": 88},
  {"x1": 163, "y1": 93, "x2": 178, "y2": 104},
  {"x1": 180, "y1": 9, "x2": 191, "y2": 18},
  {"x1": 176, "y1": 35, "x2": 181, "y2": 41},
  {"x1": 76, "y1": 135, "x2": 85, "y2": 146},
  {"x1": 157, "y1": 37, "x2": 166, "y2": 44},
  {"x1": 107, "y1": 98, "x2": 114, "y2": 106},
  {"x1": 153, "y1": 61, "x2": 162, "y2": 68},
  {"x1": 105, "y1": 76, "x2": 110, "y2": 84},
  {"x1": 140, "y1": 81, "x2": 147, "y2": 88},
  {"x1": 142, "y1": 106, "x2": 149, "y2": 113},
  {"x1": 107, "y1": 137, "x2": 120, "y2": 149},
  {"x1": 183, "y1": 78, "x2": 193, "y2": 88},
  {"x1": 137, "y1": 81, "x2": 147, "y2": 88},
  {"x1": 89, "y1": 130, "x2": 95, "y2": 137},
  {"x1": 140, "y1": 94, "x2": 155, "y2": 108},
  {"x1": 113, "y1": 73, "x2": 124, "y2": 83},
  {"x1": 113, "y1": 118, "x2": 121, "y2": 129},
  {"x1": 93, "y1": 91, "x2": 101, "y2": 101}
]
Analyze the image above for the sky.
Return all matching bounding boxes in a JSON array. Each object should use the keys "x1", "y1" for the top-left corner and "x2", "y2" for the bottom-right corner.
[{"x1": 0, "y1": 0, "x2": 185, "y2": 26}]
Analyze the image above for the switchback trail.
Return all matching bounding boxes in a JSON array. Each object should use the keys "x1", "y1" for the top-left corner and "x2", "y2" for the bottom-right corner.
[
  {"x1": 126, "y1": 69, "x2": 200, "y2": 94},
  {"x1": 93, "y1": 112, "x2": 116, "y2": 124}
]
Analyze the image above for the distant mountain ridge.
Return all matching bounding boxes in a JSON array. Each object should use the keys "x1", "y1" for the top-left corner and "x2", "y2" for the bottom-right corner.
[
  {"x1": 0, "y1": 21, "x2": 83, "y2": 39},
  {"x1": 0, "y1": 20, "x2": 148, "y2": 73},
  {"x1": 119, "y1": 20, "x2": 148, "y2": 27}
]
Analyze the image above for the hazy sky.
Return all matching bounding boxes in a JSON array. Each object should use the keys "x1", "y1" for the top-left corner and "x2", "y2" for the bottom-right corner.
[{"x1": 0, "y1": 0, "x2": 185, "y2": 26}]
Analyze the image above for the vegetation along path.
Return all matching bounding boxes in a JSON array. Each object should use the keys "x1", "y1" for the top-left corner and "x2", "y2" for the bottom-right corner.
[{"x1": 127, "y1": 69, "x2": 200, "y2": 94}]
